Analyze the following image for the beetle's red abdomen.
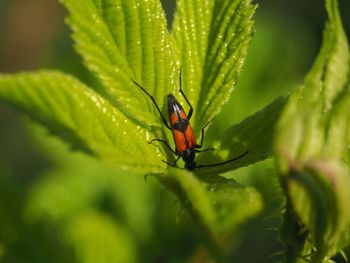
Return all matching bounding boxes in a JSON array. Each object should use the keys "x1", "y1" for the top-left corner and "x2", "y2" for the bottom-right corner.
[
  {"x1": 171, "y1": 123, "x2": 196, "y2": 153},
  {"x1": 184, "y1": 125, "x2": 196, "y2": 147},
  {"x1": 173, "y1": 129, "x2": 187, "y2": 152},
  {"x1": 167, "y1": 94, "x2": 196, "y2": 154}
]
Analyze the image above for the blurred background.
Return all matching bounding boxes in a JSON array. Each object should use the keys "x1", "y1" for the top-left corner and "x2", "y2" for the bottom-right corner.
[{"x1": 0, "y1": 0, "x2": 349, "y2": 262}]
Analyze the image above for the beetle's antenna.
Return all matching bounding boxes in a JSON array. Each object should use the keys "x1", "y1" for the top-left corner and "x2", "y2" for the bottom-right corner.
[
  {"x1": 196, "y1": 151, "x2": 249, "y2": 169},
  {"x1": 131, "y1": 79, "x2": 171, "y2": 130}
]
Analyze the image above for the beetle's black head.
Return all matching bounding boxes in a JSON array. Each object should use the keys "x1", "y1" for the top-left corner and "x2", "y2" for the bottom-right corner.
[
  {"x1": 182, "y1": 148, "x2": 196, "y2": 170},
  {"x1": 167, "y1": 94, "x2": 179, "y2": 111},
  {"x1": 167, "y1": 94, "x2": 176, "y2": 104}
]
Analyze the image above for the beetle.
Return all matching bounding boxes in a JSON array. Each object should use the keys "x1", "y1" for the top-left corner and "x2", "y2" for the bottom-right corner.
[{"x1": 132, "y1": 71, "x2": 248, "y2": 170}]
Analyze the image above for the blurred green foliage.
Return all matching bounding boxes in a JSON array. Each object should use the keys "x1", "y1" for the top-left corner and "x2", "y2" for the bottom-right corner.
[{"x1": 0, "y1": 0, "x2": 349, "y2": 262}]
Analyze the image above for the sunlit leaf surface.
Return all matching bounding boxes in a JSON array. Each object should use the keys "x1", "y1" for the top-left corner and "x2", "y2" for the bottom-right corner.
[
  {"x1": 60, "y1": 0, "x2": 177, "y2": 125},
  {"x1": 0, "y1": 71, "x2": 164, "y2": 173},
  {"x1": 171, "y1": 0, "x2": 256, "y2": 131}
]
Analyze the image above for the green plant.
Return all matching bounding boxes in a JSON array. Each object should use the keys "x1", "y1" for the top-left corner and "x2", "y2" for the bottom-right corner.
[
  {"x1": 275, "y1": 1, "x2": 350, "y2": 261},
  {"x1": 0, "y1": 0, "x2": 349, "y2": 262}
]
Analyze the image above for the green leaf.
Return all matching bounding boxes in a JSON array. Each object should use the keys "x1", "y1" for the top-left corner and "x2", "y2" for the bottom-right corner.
[
  {"x1": 304, "y1": 0, "x2": 349, "y2": 112},
  {"x1": 171, "y1": 0, "x2": 256, "y2": 130},
  {"x1": 288, "y1": 160, "x2": 350, "y2": 261},
  {"x1": 0, "y1": 71, "x2": 164, "y2": 173},
  {"x1": 275, "y1": 0, "x2": 350, "y2": 165},
  {"x1": 0, "y1": 0, "x2": 259, "y2": 174},
  {"x1": 158, "y1": 169, "x2": 262, "y2": 260},
  {"x1": 196, "y1": 96, "x2": 287, "y2": 175},
  {"x1": 202, "y1": 173, "x2": 262, "y2": 235},
  {"x1": 274, "y1": 0, "x2": 350, "y2": 261},
  {"x1": 60, "y1": 0, "x2": 177, "y2": 125}
]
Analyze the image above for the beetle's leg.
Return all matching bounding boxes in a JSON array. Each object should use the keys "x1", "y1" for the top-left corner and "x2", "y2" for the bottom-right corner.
[
  {"x1": 132, "y1": 80, "x2": 171, "y2": 130},
  {"x1": 162, "y1": 160, "x2": 176, "y2": 167},
  {"x1": 149, "y1": 138, "x2": 177, "y2": 156},
  {"x1": 162, "y1": 156, "x2": 181, "y2": 168},
  {"x1": 195, "y1": 118, "x2": 214, "y2": 148},
  {"x1": 178, "y1": 69, "x2": 193, "y2": 120},
  {"x1": 150, "y1": 139, "x2": 182, "y2": 167},
  {"x1": 195, "y1": 148, "x2": 215, "y2": 153}
]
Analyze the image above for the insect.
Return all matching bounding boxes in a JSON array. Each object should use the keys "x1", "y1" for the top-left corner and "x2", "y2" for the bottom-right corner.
[{"x1": 132, "y1": 71, "x2": 248, "y2": 170}]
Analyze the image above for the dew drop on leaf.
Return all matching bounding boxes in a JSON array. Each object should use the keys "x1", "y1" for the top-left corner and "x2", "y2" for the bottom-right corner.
[{"x1": 145, "y1": 131, "x2": 150, "y2": 141}]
